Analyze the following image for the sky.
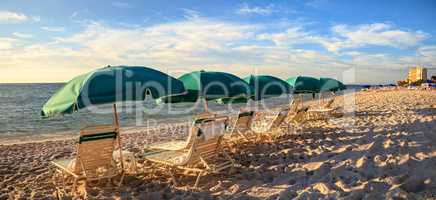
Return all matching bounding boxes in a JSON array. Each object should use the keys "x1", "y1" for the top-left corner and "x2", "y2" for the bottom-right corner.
[{"x1": 0, "y1": 0, "x2": 436, "y2": 84}]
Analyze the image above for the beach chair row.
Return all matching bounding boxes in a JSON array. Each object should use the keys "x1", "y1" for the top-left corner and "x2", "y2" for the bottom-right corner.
[{"x1": 50, "y1": 98, "x2": 342, "y2": 197}]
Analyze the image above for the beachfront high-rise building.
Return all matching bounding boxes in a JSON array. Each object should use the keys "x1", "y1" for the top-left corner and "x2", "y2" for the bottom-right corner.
[{"x1": 407, "y1": 66, "x2": 427, "y2": 83}]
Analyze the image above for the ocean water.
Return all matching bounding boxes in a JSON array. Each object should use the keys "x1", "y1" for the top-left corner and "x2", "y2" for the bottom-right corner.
[
  {"x1": 0, "y1": 83, "x2": 362, "y2": 144},
  {"x1": 0, "y1": 83, "x2": 297, "y2": 144}
]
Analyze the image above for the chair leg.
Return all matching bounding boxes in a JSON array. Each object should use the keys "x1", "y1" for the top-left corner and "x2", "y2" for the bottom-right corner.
[
  {"x1": 60, "y1": 171, "x2": 66, "y2": 192},
  {"x1": 132, "y1": 158, "x2": 138, "y2": 174},
  {"x1": 169, "y1": 168, "x2": 178, "y2": 186},
  {"x1": 255, "y1": 134, "x2": 260, "y2": 143},
  {"x1": 194, "y1": 172, "x2": 204, "y2": 188},
  {"x1": 83, "y1": 180, "x2": 88, "y2": 199},
  {"x1": 118, "y1": 171, "x2": 125, "y2": 187},
  {"x1": 55, "y1": 189, "x2": 61, "y2": 200},
  {"x1": 228, "y1": 163, "x2": 236, "y2": 175},
  {"x1": 52, "y1": 170, "x2": 63, "y2": 198},
  {"x1": 71, "y1": 178, "x2": 78, "y2": 196}
]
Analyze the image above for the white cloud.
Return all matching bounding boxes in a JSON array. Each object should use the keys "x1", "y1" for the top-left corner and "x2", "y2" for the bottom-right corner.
[
  {"x1": 68, "y1": 11, "x2": 92, "y2": 24},
  {"x1": 32, "y1": 16, "x2": 41, "y2": 22},
  {"x1": 306, "y1": 0, "x2": 329, "y2": 9},
  {"x1": 399, "y1": 45, "x2": 436, "y2": 69},
  {"x1": 111, "y1": 1, "x2": 132, "y2": 9},
  {"x1": 346, "y1": 52, "x2": 404, "y2": 68},
  {"x1": 70, "y1": 12, "x2": 78, "y2": 19},
  {"x1": 0, "y1": 17, "x2": 433, "y2": 83},
  {"x1": 0, "y1": 37, "x2": 18, "y2": 49},
  {"x1": 41, "y1": 26, "x2": 65, "y2": 32},
  {"x1": 258, "y1": 23, "x2": 429, "y2": 53},
  {"x1": 181, "y1": 8, "x2": 201, "y2": 20},
  {"x1": 236, "y1": 3, "x2": 275, "y2": 15},
  {"x1": 417, "y1": 45, "x2": 436, "y2": 59},
  {"x1": 0, "y1": 19, "x2": 258, "y2": 82},
  {"x1": 55, "y1": 19, "x2": 255, "y2": 66},
  {"x1": 324, "y1": 23, "x2": 429, "y2": 52},
  {"x1": 12, "y1": 32, "x2": 32, "y2": 38},
  {"x1": 0, "y1": 11, "x2": 28, "y2": 23},
  {"x1": 257, "y1": 26, "x2": 320, "y2": 46}
]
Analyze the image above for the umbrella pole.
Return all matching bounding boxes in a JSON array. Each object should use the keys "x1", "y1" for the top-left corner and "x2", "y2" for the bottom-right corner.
[
  {"x1": 300, "y1": 94, "x2": 303, "y2": 108},
  {"x1": 202, "y1": 97, "x2": 209, "y2": 113},
  {"x1": 319, "y1": 93, "x2": 322, "y2": 105},
  {"x1": 113, "y1": 104, "x2": 125, "y2": 171}
]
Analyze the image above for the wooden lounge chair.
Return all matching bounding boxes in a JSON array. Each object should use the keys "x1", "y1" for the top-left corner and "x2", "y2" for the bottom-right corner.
[
  {"x1": 253, "y1": 108, "x2": 291, "y2": 142},
  {"x1": 322, "y1": 98, "x2": 335, "y2": 109},
  {"x1": 311, "y1": 97, "x2": 334, "y2": 110},
  {"x1": 224, "y1": 110, "x2": 256, "y2": 143},
  {"x1": 146, "y1": 112, "x2": 217, "y2": 151},
  {"x1": 288, "y1": 98, "x2": 302, "y2": 113},
  {"x1": 144, "y1": 116, "x2": 235, "y2": 188},
  {"x1": 51, "y1": 125, "x2": 124, "y2": 196},
  {"x1": 286, "y1": 107, "x2": 309, "y2": 134},
  {"x1": 307, "y1": 97, "x2": 343, "y2": 121}
]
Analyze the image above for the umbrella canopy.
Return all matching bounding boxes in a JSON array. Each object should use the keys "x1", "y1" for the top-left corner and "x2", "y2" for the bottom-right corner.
[
  {"x1": 286, "y1": 76, "x2": 320, "y2": 94},
  {"x1": 163, "y1": 70, "x2": 252, "y2": 103},
  {"x1": 41, "y1": 66, "x2": 186, "y2": 118},
  {"x1": 319, "y1": 78, "x2": 346, "y2": 92},
  {"x1": 244, "y1": 75, "x2": 292, "y2": 100}
]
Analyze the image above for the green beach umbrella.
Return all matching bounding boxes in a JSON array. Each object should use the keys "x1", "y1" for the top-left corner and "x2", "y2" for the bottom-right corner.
[
  {"x1": 41, "y1": 65, "x2": 186, "y2": 118},
  {"x1": 319, "y1": 77, "x2": 346, "y2": 92},
  {"x1": 286, "y1": 76, "x2": 321, "y2": 94},
  {"x1": 286, "y1": 76, "x2": 320, "y2": 107},
  {"x1": 244, "y1": 75, "x2": 292, "y2": 101},
  {"x1": 213, "y1": 96, "x2": 250, "y2": 104},
  {"x1": 318, "y1": 78, "x2": 346, "y2": 104},
  {"x1": 162, "y1": 70, "x2": 252, "y2": 111},
  {"x1": 214, "y1": 75, "x2": 293, "y2": 104},
  {"x1": 41, "y1": 65, "x2": 185, "y2": 170}
]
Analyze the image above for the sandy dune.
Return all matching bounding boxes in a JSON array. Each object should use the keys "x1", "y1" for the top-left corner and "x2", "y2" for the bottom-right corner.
[{"x1": 0, "y1": 89, "x2": 435, "y2": 199}]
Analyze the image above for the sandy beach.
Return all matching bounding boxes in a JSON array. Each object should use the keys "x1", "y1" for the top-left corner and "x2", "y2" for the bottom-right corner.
[{"x1": 1, "y1": 89, "x2": 435, "y2": 199}]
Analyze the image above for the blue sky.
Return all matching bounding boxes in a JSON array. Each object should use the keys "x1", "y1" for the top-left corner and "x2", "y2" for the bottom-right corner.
[{"x1": 0, "y1": 0, "x2": 435, "y2": 83}]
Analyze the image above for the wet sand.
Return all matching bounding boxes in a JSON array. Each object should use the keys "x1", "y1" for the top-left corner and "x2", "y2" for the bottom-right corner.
[{"x1": 1, "y1": 89, "x2": 435, "y2": 199}]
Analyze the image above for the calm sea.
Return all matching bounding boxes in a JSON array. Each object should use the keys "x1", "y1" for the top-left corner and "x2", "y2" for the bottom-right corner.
[{"x1": 0, "y1": 83, "x2": 307, "y2": 144}]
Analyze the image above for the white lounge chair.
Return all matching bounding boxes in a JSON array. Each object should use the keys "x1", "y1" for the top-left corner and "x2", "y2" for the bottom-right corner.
[
  {"x1": 51, "y1": 125, "x2": 124, "y2": 196},
  {"x1": 143, "y1": 116, "x2": 235, "y2": 188},
  {"x1": 224, "y1": 110, "x2": 256, "y2": 143},
  {"x1": 146, "y1": 112, "x2": 217, "y2": 151}
]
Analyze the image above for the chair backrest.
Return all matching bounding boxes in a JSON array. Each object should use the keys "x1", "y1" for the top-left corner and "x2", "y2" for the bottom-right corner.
[
  {"x1": 289, "y1": 107, "x2": 309, "y2": 124},
  {"x1": 194, "y1": 112, "x2": 216, "y2": 120},
  {"x1": 75, "y1": 125, "x2": 118, "y2": 174},
  {"x1": 182, "y1": 115, "x2": 218, "y2": 150},
  {"x1": 233, "y1": 110, "x2": 255, "y2": 132},
  {"x1": 268, "y1": 108, "x2": 290, "y2": 130},
  {"x1": 289, "y1": 98, "x2": 301, "y2": 113},
  {"x1": 323, "y1": 98, "x2": 335, "y2": 109},
  {"x1": 185, "y1": 116, "x2": 228, "y2": 165}
]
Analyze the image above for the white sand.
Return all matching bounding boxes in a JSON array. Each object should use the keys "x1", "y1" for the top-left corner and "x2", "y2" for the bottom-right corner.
[{"x1": 0, "y1": 89, "x2": 435, "y2": 199}]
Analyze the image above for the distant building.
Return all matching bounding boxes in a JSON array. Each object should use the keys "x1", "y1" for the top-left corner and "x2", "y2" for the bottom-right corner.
[{"x1": 407, "y1": 66, "x2": 427, "y2": 83}]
